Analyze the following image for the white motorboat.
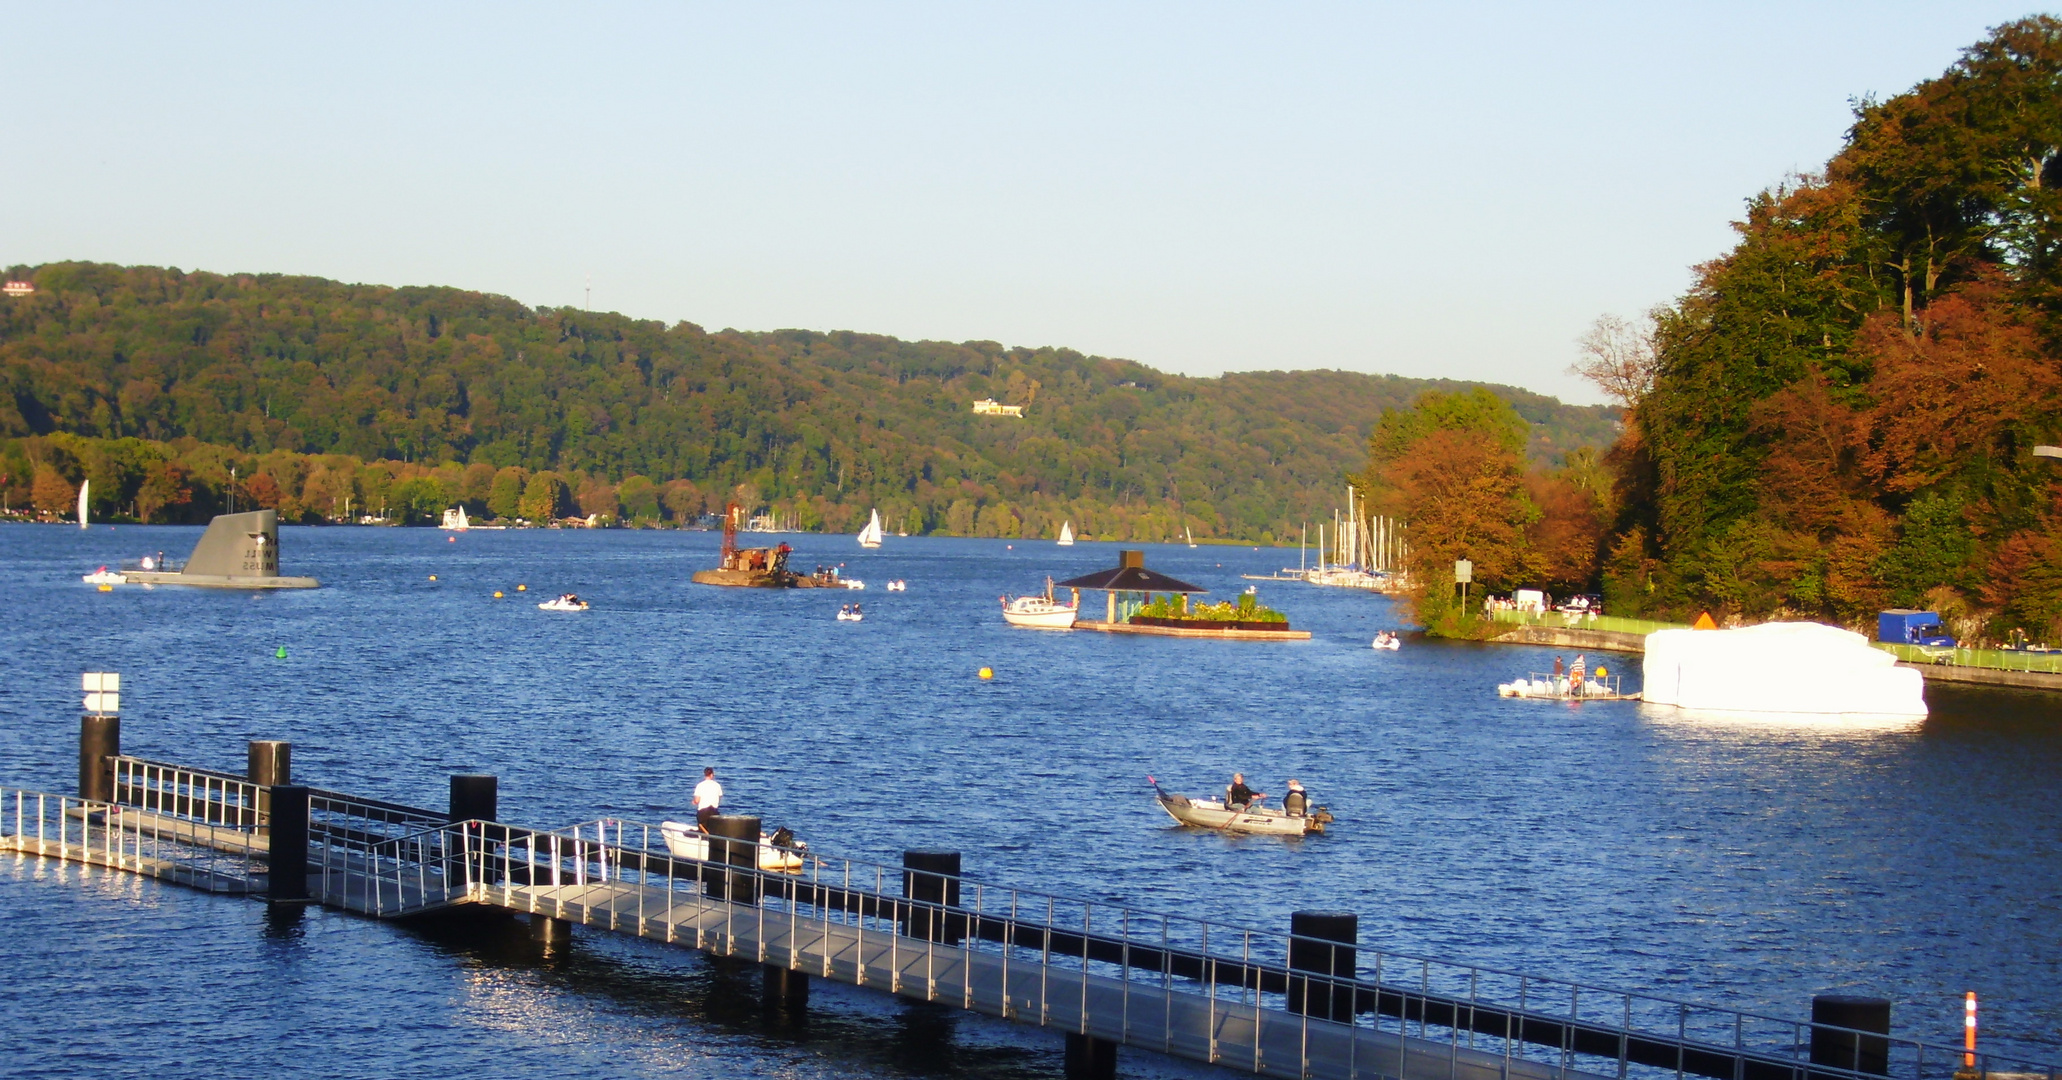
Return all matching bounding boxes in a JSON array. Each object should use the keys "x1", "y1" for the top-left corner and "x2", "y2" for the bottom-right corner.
[
  {"x1": 1371, "y1": 631, "x2": 1401, "y2": 651},
  {"x1": 1002, "y1": 594, "x2": 1077, "y2": 629},
  {"x1": 659, "y1": 821, "x2": 807, "y2": 873},
  {"x1": 1149, "y1": 778, "x2": 1332, "y2": 836},
  {"x1": 82, "y1": 566, "x2": 124, "y2": 586},
  {"x1": 840, "y1": 578, "x2": 865, "y2": 590},
  {"x1": 1057, "y1": 520, "x2": 1074, "y2": 546},
  {"x1": 836, "y1": 606, "x2": 864, "y2": 622},
  {"x1": 538, "y1": 593, "x2": 590, "y2": 612},
  {"x1": 857, "y1": 508, "x2": 885, "y2": 548},
  {"x1": 885, "y1": 580, "x2": 907, "y2": 591}
]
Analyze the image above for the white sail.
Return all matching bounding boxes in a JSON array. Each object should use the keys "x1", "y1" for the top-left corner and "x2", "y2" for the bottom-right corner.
[
  {"x1": 1186, "y1": 525, "x2": 1195, "y2": 548},
  {"x1": 1057, "y1": 520, "x2": 1074, "y2": 546},
  {"x1": 857, "y1": 508, "x2": 884, "y2": 547},
  {"x1": 78, "y1": 479, "x2": 88, "y2": 529}
]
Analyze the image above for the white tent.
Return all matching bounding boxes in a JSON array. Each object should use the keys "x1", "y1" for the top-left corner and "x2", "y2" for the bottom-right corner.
[{"x1": 1643, "y1": 622, "x2": 1926, "y2": 718}]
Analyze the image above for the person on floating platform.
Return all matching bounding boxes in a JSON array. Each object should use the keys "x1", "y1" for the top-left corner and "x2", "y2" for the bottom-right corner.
[
  {"x1": 694, "y1": 766, "x2": 723, "y2": 832},
  {"x1": 1569, "y1": 654, "x2": 1587, "y2": 697},
  {"x1": 1225, "y1": 773, "x2": 1263, "y2": 811},
  {"x1": 773, "y1": 542, "x2": 792, "y2": 574},
  {"x1": 1282, "y1": 779, "x2": 1310, "y2": 817}
]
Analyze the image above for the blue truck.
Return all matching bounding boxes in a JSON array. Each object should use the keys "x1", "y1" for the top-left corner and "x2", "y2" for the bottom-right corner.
[{"x1": 1877, "y1": 609, "x2": 1956, "y2": 647}]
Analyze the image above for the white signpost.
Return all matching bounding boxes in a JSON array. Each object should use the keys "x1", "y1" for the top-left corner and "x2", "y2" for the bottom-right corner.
[{"x1": 83, "y1": 671, "x2": 120, "y2": 716}]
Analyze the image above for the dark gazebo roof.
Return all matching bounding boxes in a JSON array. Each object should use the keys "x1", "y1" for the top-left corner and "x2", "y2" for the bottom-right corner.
[{"x1": 1055, "y1": 551, "x2": 1205, "y2": 594}]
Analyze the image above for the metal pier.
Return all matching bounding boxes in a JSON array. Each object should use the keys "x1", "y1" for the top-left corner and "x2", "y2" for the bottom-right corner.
[{"x1": 6, "y1": 749, "x2": 2060, "y2": 1080}]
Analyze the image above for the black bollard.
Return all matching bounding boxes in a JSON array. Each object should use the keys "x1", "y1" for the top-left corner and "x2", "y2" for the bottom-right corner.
[
  {"x1": 1811, "y1": 995, "x2": 1892, "y2": 1076},
  {"x1": 448, "y1": 774, "x2": 498, "y2": 822},
  {"x1": 763, "y1": 964, "x2": 809, "y2": 1013},
  {"x1": 248, "y1": 741, "x2": 290, "y2": 831},
  {"x1": 267, "y1": 785, "x2": 310, "y2": 903},
  {"x1": 447, "y1": 775, "x2": 500, "y2": 887},
  {"x1": 79, "y1": 714, "x2": 120, "y2": 803},
  {"x1": 902, "y1": 849, "x2": 963, "y2": 943},
  {"x1": 1063, "y1": 1031, "x2": 1118, "y2": 1080},
  {"x1": 1287, "y1": 910, "x2": 1358, "y2": 1022},
  {"x1": 703, "y1": 815, "x2": 762, "y2": 904}
]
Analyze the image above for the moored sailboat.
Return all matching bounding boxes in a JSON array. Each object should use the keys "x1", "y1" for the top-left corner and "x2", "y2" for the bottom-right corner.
[
  {"x1": 857, "y1": 508, "x2": 884, "y2": 548},
  {"x1": 1057, "y1": 520, "x2": 1074, "y2": 546}
]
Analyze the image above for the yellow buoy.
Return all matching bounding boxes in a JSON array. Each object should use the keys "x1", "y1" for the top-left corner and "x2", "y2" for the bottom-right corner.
[
  {"x1": 429, "y1": 575, "x2": 437, "y2": 581},
  {"x1": 98, "y1": 583, "x2": 112, "y2": 592},
  {"x1": 493, "y1": 591, "x2": 504, "y2": 598},
  {"x1": 517, "y1": 584, "x2": 527, "y2": 591},
  {"x1": 1595, "y1": 666, "x2": 1607, "y2": 678},
  {"x1": 978, "y1": 667, "x2": 994, "y2": 680}
]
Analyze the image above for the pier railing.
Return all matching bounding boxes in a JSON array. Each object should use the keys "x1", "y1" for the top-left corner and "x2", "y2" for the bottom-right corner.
[
  {"x1": 0, "y1": 785, "x2": 263, "y2": 892},
  {"x1": 343, "y1": 815, "x2": 2059, "y2": 1080},
  {"x1": 111, "y1": 756, "x2": 266, "y2": 829}
]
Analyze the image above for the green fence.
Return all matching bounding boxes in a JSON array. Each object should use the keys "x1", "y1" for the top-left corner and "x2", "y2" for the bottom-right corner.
[{"x1": 1487, "y1": 608, "x2": 1686, "y2": 637}]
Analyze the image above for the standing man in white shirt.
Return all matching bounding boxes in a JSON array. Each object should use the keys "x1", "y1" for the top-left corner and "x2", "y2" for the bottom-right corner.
[{"x1": 694, "y1": 766, "x2": 723, "y2": 832}]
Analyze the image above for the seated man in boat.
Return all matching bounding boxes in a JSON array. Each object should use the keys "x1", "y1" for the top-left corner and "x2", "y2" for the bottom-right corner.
[
  {"x1": 1281, "y1": 779, "x2": 1310, "y2": 817},
  {"x1": 1225, "y1": 773, "x2": 1263, "y2": 811}
]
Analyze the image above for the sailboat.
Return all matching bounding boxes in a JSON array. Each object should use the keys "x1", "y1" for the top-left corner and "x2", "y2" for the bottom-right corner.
[
  {"x1": 1186, "y1": 525, "x2": 1195, "y2": 548},
  {"x1": 77, "y1": 480, "x2": 88, "y2": 529},
  {"x1": 857, "y1": 508, "x2": 885, "y2": 548},
  {"x1": 441, "y1": 506, "x2": 470, "y2": 530},
  {"x1": 1057, "y1": 520, "x2": 1075, "y2": 546}
]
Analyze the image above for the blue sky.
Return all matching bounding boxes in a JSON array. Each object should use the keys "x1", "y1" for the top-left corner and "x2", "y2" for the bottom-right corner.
[{"x1": 0, "y1": 3, "x2": 2046, "y2": 402}]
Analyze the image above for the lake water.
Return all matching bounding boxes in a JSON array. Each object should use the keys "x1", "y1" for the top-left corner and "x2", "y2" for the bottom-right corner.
[{"x1": 2, "y1": 525, "x2": 2058, "y2": 1079}]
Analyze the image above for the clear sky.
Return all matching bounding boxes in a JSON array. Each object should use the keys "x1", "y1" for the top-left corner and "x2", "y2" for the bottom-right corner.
[{"x1": 0, "y1": 3, "x2": 2045, "y2": 403}]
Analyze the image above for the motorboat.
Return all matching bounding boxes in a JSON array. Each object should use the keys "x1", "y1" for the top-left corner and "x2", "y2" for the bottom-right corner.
[
  {"x1": 1002, "y1": 593, "x2": 1077, "y2": 629},
  {"x1": 659, "y1": 821, "x2": 807, "y2": 873},
  {"x1": 885, "y1": 580, "x2": 907, "y2": 592},
  {"x1": 1149, "y1": 778, "x2": 1332, "y2": 836},
  {"x1": 1057, "y1": 520, "x2": 1074, "y2": 546},
  {"x1": 1371, "y1": 631, "x2": 1401, "y2": 651},
  {"x1": 836, "y1": 605, "x2": 864, "y2": 622},
  {"x1": 857, "y1": 508, "x2": 884, "y2": 548},
  {"x1": 538, "y1": 593, "x2": 590, "y2": 612},
  {"x1": 82, "y1": 566, "x2": 125, "y2": 586},
  {"x1": 841, "y1": 578, "x2": 866, "y2": 590}
]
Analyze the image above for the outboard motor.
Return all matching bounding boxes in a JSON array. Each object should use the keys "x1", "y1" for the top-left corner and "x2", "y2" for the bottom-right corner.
[{"x1": 770, "y1": 826, "x2": 798, "y2": 850}]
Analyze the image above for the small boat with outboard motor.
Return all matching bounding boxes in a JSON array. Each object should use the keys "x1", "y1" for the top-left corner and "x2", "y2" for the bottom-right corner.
[
  {"x1": 836, "y1": 604, "x2": 864, "y2": 622},
  {"x1": 538, "y1": 593, "x2": 590, "y2": 612},
  {"x1": 660, "y1": 821, "x2": 808, "y2": 872},
  {"x1": 885, "y1": 580, "x2": 907, "y2": 591},
  {"x1": 1371, "y1": 631, "x2": 1401, "y2": 651},
  {"x1": 82, "y1": 566, "x2": 125, "y2": 586},
  {"x1": 1148, "y1": 777, "x2": 1333, "y2": 836}
]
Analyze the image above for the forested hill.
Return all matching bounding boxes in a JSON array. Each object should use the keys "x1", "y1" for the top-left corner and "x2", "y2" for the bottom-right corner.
[{"x1": 0, "y1": 262, "x2": 1614, "y2": 540}]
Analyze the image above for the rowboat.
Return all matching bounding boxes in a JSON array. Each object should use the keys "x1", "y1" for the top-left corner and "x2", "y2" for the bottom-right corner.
[{"x1": 1149, "y1": 778, "x2": 1333, "y2": 836}]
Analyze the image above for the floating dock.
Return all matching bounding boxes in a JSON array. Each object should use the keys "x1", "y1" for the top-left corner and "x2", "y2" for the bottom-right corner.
[
  {"x1": 1076, "y1": 620, "x2": 1311, "y2": 641},
  {"x1": 6, "y1": 720, "x2": 2040, "y2": 1080}
]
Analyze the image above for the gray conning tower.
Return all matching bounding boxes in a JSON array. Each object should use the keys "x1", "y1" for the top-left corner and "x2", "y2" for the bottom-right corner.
[{"x1": 123, "y1": 509, "x2": 320, "y2": 589}]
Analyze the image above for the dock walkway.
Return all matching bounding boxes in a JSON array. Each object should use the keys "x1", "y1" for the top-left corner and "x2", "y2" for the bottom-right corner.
[{"x1": 9, "y1": 742, "x2": 2048, "y2": 1080}]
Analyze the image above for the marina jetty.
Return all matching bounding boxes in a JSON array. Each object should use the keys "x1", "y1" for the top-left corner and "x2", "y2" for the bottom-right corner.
[
  {"x1": 691, "y1": 503, "x2": 831, "y2": 588},
  {"x1": 1062, "y1": 551, "x2": 1311, "y2": 640},
  {"x1": 120, "y1": 509, "x2": 319, "y2": 589},
  {"x1": 1488, "y1": 610, "x2": 2062, "y2": 694},
  {"x1": 8, "y1": 707, "x2": 2042, "y2": 1080}
]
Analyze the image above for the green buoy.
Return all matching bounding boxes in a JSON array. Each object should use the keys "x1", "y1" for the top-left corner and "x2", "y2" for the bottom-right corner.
[{"x1": 274, "y1": 646, "x2": 288, "y2": 659}]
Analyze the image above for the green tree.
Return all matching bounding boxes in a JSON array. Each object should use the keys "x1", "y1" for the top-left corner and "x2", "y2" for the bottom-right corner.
[
  {"x1": 487, "y1": 467, "x2": 527, "y2": 520},
  {"x1": 519, "y1": 472, "x2": 565, "y2": 522}
]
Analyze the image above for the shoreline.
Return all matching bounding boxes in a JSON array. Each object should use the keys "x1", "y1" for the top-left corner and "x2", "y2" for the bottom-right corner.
[{"x1": 1487, "y1": 625, "x2": 2062, "y2": 694}]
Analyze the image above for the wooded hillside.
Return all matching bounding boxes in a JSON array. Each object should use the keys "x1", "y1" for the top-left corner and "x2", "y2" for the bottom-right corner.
[{"x1": 0, "y1": 262, "x2": 1614, "y2": 540}]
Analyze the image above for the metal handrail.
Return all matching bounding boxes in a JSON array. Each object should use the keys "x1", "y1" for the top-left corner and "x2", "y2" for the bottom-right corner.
[
  {"x1": 402, "y1": 816, "x2": 2062, "y2": 1080},
  {"x1": 0, "y1": 784, "x2": 263, "y2": 893},
  {"x1": 109, "y1": 756, "x2": 265, "y2": 831}
]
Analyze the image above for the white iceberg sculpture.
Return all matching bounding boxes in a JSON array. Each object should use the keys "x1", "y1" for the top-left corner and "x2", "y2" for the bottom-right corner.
[{"x1": 1643, "y1": 622, "x2": 1927, "y2": 718}]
